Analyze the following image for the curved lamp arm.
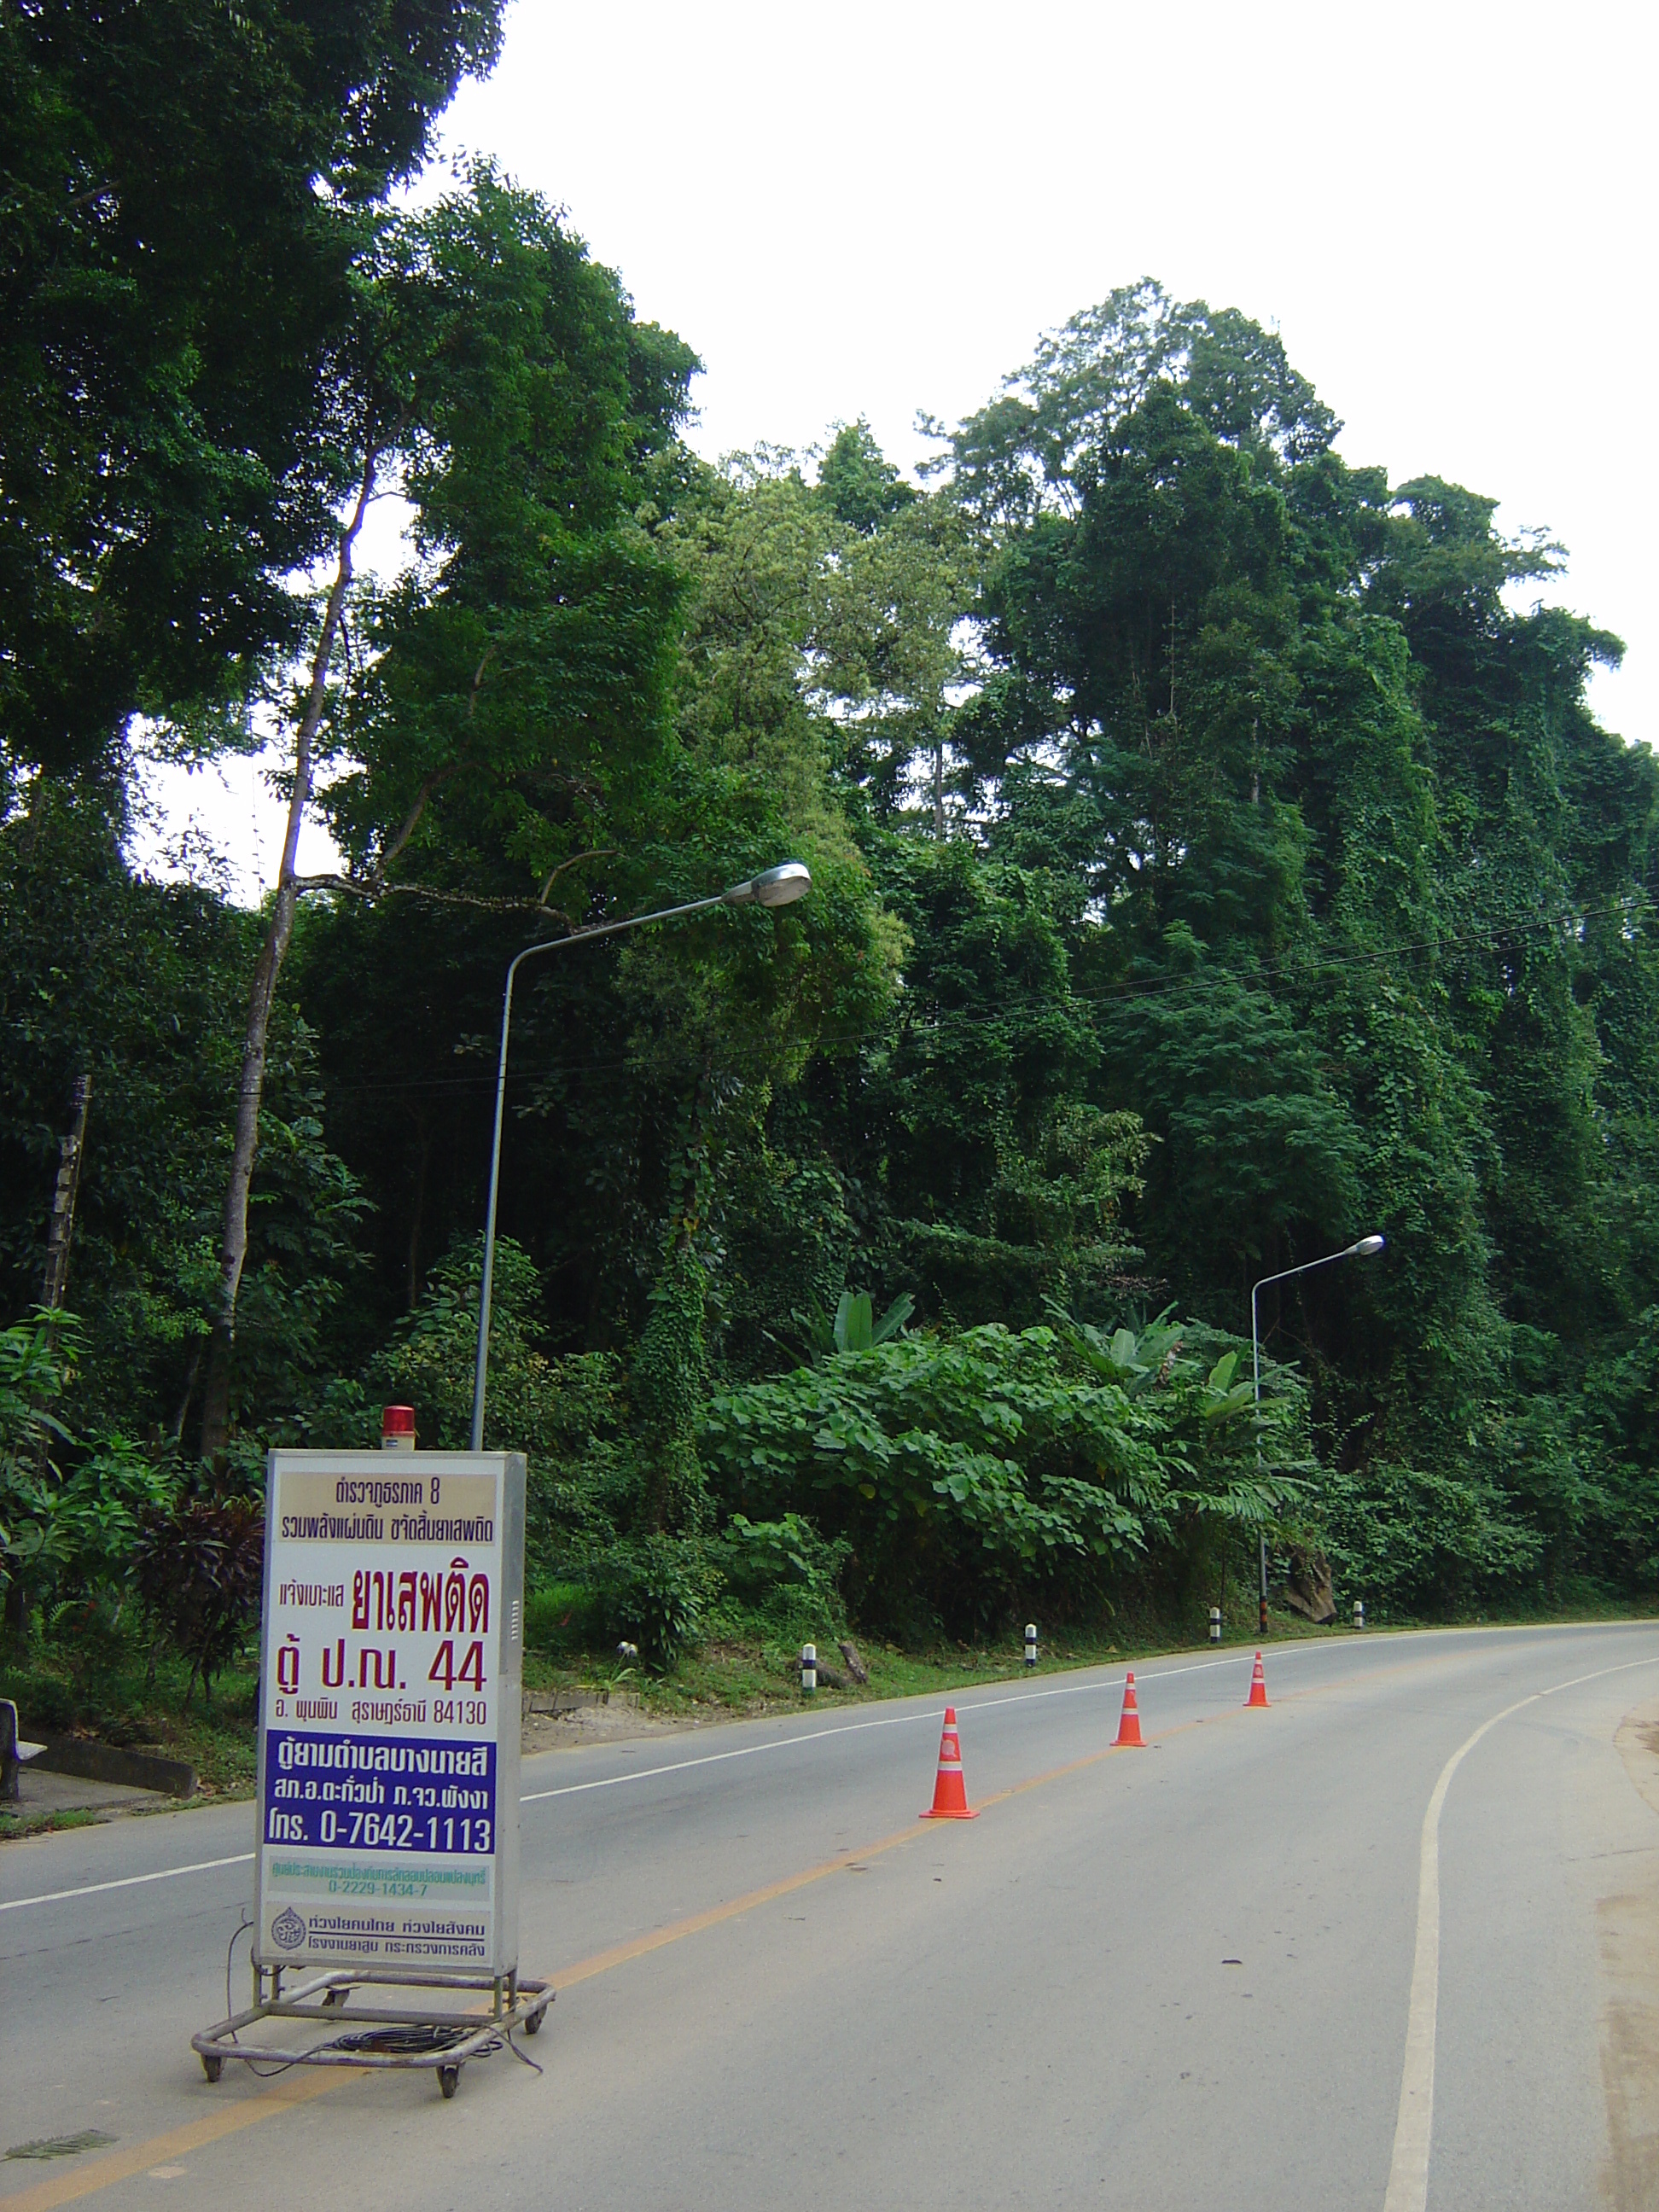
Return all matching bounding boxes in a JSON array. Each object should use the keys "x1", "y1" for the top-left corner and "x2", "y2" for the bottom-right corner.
[
  {"x1": 468, "y1": 864, "x2": 811, "y2": 1449},
  {"x1": 1249, "y1": 1233, "x2": 1386, "y2": 1405}
]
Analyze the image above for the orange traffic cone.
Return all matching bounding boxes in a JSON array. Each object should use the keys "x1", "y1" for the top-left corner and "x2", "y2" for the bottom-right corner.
[
  {"x1": 920, "y1": 1706, "x2": 978, "y2": 1819},
  {"x1": 1114, "y1": 1671, "x2": 1144, "y2": 1747},
  {"x1": 1245, "y1": 1650, "x2": 1270, "y2": 1708}
]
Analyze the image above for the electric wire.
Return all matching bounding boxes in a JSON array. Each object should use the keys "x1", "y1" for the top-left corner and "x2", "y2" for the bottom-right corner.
[
  {"x1": 295, "y1": 883, "x2": 1659, "y2": 1108},
  {"x1": 217, "y1": 1912, "x2": 544, "y2": 2077}
]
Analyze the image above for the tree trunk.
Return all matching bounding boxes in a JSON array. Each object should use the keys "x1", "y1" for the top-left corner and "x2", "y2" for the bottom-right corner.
[
  {"x1": 170, "y1": 1343, "x2": 203, "y2": 1446},
  {"x1": 20, "y1": 1072, "x2": 92, "y2": 1569},
  {"x1": 198, "y1": 457, "x2": 380, "y2": 1463},
  {"x1": 39, "y1": 1072, "x2": 91, "y2": 1317}
]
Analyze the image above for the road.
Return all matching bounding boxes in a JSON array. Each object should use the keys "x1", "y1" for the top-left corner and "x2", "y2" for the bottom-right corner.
[{"x1": 5, "y1": 1623, "x2": 1659, "y2": 2210}]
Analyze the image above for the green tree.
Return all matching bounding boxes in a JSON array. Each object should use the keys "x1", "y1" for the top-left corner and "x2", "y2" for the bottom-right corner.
[
  {"x1": 702, "y1": 1314, "x2": 1301, "y2": 1635},
  {"x1": 1, "y1": 0, "x2": 506, "y2": 777},
  {"x1": 0, "y1": 788, "x2": 364, "y2": 1448},
  {"x1": 201, "y1": 167, "x2": 697, "y2": 1457},
  {"x1": 932, "y1": 276, "x2": 1659, "y2": 1558}
]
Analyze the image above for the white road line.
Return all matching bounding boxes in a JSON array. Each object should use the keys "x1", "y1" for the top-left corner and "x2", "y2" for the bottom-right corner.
[
  {"x1": 1382, "y1": 1650, "x2": 1659, "y2": 2212},
  {"x1": 0, "y1": 1851, "x2": 256, "y2": 1913},
  {"x1": 1, "y1": 1650, "x2": 1271, "y2": 1905},
  {"x1": 0, "y1": 1633, "x2": 1579, "y2": 1915},
  {"x1": 517, "y1": 1648, "x2": 1277, "y2": 1804}
]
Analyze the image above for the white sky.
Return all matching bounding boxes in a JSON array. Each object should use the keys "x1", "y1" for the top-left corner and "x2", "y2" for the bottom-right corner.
[{"x1": 135, "y1": 0, "x2": 1656, "y2": 901}]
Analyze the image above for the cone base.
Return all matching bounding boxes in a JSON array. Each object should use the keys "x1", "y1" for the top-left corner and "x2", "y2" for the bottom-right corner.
[{"x1": 920, "y1": 1807, "x2": 980, "y2": 1819}]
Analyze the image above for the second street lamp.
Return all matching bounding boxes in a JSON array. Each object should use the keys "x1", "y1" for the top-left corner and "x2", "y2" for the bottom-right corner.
[
  {"x1": 468, "y1": 862, "x2": 812, "y2": 1449},
  {"x1": 1249, "y1": 1233, "x2": 1386, "y2": 1632}
]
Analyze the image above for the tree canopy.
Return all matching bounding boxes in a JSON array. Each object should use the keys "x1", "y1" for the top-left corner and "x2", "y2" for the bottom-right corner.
[
  {"x1": 3, "y1": 97, "x2": 1656, "y2": 1656},
  {"x1": 0, "y1": 0, "x2": 506, "y2": 776}
]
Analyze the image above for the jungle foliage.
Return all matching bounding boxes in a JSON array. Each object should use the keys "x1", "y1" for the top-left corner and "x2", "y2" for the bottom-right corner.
[{"x1": 3, "y1": 29, "x2": 1656, "y2": 1682}]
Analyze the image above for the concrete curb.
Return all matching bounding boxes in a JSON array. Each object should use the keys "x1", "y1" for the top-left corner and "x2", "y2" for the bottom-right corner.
[{"x1": 32, "y1": 1738, "x2": 197, "y2": 1799}]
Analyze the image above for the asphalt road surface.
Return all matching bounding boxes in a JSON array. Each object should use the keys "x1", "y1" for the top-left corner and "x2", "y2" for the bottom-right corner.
[{"x1": 6, "y1": 1623, "x2": 1659, "y2": 2211}]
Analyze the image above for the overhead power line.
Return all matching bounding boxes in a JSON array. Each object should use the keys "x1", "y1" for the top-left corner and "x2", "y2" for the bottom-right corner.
[{"x1": 300, "y1": 886, "x2": 1657, "y2": 1108}]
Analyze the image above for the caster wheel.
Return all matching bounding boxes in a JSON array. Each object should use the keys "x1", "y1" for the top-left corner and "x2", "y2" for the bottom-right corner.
[
  {"x1": 437, "y1": 2064, "x2": 460, "y2": 2100},
  {"x1": 323, "y1": 1986, "x2": 345, "y2": 2007},
  {"x1": 525, "y1": 2005, "x2": 545, "y2": 2036},
  {"x1": 201, "y1": 2055, "x2": 224, "y2": 2084}
]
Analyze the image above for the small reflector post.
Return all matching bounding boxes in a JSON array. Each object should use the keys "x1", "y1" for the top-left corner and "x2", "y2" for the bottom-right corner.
[{"x1": 381, "y1": 1404, "x2": 416, "y2": 1449}]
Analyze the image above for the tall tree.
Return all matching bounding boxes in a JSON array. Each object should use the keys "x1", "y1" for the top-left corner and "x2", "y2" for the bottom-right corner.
[
  {"x1": 0, "y1": 0, "x2": 504, "y2": 777},
  {"x1": 0, "y1": 787, "x2": 364, "y2": 1446},
  {"x1": 198, "y1": 169, "x2": 698, "y2": 1458},
  {"x1": 937, "y1": 279, "x2": 1659, "y2": 1511}
]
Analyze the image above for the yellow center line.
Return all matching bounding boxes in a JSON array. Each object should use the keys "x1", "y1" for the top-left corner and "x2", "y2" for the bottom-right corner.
[
  {"x1": 553, "y1": 1820, "x2": 923, "y2": 1987},
  {"x1": 3, "y1": 2069, "x2": 346, "y2": 2212},
  {"x1": 1, "y1": 1645, "x2": 1531, "y2": 2212}
]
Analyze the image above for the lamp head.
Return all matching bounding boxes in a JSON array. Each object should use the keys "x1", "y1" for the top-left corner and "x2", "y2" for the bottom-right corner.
[
  {"x1": 1351, "y1": 1233, "x2": 1386, "y2": 1259},
  {"x1": 728, "y1": 861, "x2": 812, "y2": 909}
]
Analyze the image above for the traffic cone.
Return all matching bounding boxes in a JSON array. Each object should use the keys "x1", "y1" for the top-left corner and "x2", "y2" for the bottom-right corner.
[
  {"x1": 1245, "y1": 1650, "x2": 1270, "y2": 1708},
  {"x1": 1114, "y1": 1671, "x2": 1144, "y2": 1747},
  {"x1": 920, "y1": 1706, "x2": 978, "y2": 1819}
]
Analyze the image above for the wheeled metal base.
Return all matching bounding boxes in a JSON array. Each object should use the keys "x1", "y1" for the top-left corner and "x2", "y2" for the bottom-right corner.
[{"x1": 192, "y1": 1965, "x2": 552, "y2": 2100}]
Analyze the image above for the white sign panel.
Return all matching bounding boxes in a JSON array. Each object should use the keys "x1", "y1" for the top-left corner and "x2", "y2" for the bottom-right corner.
[{"x1": 255, "y1": 1450, "x2": 526, "y2": 1977}]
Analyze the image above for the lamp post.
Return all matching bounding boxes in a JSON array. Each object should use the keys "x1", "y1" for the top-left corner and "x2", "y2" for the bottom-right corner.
[
  {"x1": 468, "y1": 862, "x2": 812, "y2": 1450},
  {"x1": 1250, "y1": 1233, "x2": 1385, "y2": 1631}
]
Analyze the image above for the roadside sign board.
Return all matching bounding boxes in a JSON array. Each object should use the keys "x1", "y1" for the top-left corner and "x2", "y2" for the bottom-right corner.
[{"x1": 254, "y1": 1450, "x2": 526, "y2": 1977}]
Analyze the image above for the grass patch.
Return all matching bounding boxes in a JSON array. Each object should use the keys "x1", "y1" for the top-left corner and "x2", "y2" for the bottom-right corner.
[
  {"x1": 0, "y1": 1805, "x2": 103, "y2": 1842},
  {"x1": 520, "y1": 1575, "x2": 1336, "y2": 1723},
  {"x1": 7, "y1": 1572, "x2": 1654, "y2": 1810}
]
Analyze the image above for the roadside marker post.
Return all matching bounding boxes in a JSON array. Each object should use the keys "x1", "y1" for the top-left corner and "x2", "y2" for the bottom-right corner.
[
  {"x1": 1208, "y1": 1606, "x2": 1222, "y2": 1644},
  {"x1": 1024, "y1": 1622, "x2": 1038, "y2": 1669},
  {"x1": 191, "y1": 1415, "x2": 550, "y2": 2098},
  {"x1": 800, "y1": 1644, "x2": 817, "y2": 1695},
  {"x1": 1353, "y1": 1599, "x2": 1365, "y2": 1630}
]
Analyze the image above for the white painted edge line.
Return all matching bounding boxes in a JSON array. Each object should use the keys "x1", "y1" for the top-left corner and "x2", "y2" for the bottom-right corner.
[
  {"x1": 0, "y1": 1648, "x2": 1280, "y2": 1909},
  {"x1": 0, "y1": 1851, "x2": 257, "y2": 1913},
  {"x1": 516, "y1": 1647, "x2": 1267, "y2": 1803},
  {"x1": 516, "y1": 1620, "x2": 1608, "y2": 1806},
  {"x1": 9, "y1": 1632, "x2": 1644, "y2": 1916},
  {"x1": 1381, "y1": 1650, "x2": 1659, "y2": 2212}
]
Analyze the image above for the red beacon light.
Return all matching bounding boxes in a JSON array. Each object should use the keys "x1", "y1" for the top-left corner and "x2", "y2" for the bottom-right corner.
[{"x1": 381, "y1": 1404, "x2": 416, "y2": 1452}]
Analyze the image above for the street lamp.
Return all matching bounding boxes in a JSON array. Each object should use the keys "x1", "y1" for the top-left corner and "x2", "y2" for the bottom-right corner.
[
  {"x1": 468, "y1": 863, "x2": 812, "y2": 1449},
  {"x1": 1249, "y1": 1233, "x2": 1385, "y2": 1631}
]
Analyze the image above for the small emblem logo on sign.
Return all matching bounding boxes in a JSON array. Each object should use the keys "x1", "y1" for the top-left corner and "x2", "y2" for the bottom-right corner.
[{"x1": 272, "y1": 1906, "x2": 306, "y2": 1950}]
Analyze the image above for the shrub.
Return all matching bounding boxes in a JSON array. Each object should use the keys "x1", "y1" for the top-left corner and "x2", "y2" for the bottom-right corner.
[
  {"x1": 523, "y1": 1580, "x2": 606, "y2": 1656},
  {"x1": 701, "y1": 1318, "x2": 1306, "y2": 1633},
  {"x1": 133, "y1": 1497, "x2": 264, "y2": 1703},
  {"x1": 713, "y1": 1513, "x2": 851, "y2": 1626},
  {"x1": 1, "y1": 1311, "x2": 76, "y2": 1614},
  {"x1": 43, "y1": 1438, "x2": 179, "y2": 1593},
  {"x1": 596, "y1": 1535, "x2": 723, "y2": 1672},
  {"x1": 370, "y1": 1236, "x2": 548, "y2": 1450},
  {"x1": 1313, "y1": 1462, "x2": 1542, "y2": 1616}
]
